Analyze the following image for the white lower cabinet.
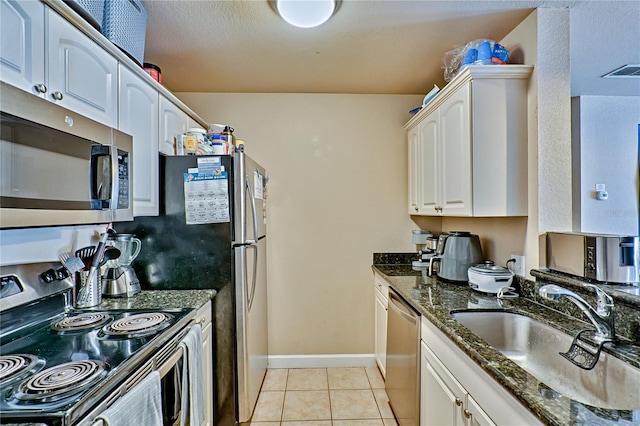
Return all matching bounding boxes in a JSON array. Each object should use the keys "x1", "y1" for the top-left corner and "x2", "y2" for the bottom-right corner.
[
  {"x1": 420, "y1": 317, "x2": 541, "y2": 426},
  {"x1": 373, "y1": 272, "x2": 390, "y2": 377},
  {"x1": 421, "y1": 342, "x2": 492, "y2": 426},
  {"x1": 119, "y1": 64, "x2": 160, "y2": 216},
  {"x1": 195, "y1": 301, "x2": 214, "y2": 426}
]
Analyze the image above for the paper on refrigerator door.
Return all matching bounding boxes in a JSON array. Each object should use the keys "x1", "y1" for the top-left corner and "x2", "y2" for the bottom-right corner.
[
  {"x1": 183, "y1": 171, "x2": 230, "y2": 224},
  {"x1": 254, "y1": 171, "x2": 264, "y2": 200}
]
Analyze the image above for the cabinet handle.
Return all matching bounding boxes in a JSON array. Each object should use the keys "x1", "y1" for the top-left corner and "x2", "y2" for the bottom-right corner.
[
  {"x1": 34, "y1": 83, "x2": 47, "y2": 94},
  {"x1": 52, "y1": 91, "x2": 64, "y2": 101},
  {"x1": 455, "y1": 398, "x2": 463, "y2": 406},
  {"x1": 414, "y1": 207, "x2": 419, "y2": 212},
  {"x1": 463, "y1": 409, "x2": 472, "y2": 419}
]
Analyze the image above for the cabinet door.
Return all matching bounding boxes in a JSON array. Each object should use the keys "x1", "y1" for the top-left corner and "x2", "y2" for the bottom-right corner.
[
  {"x1": 374, "y1": 288, "x2": 387, "y2": 376},
  {"x1": 408, "y1": 126, "x2": 420, "y2": 214},
  {"x1": 202, "y1": 319, "x2": 214, "y2": 426},
  {"x1": 159, "y1": 95, "x2": 189, "y2": 155},
  {"x1": 196, "y1": 301, "x2": 214, "y2": 426},
  {"x1": 119, "y1": 65, "x2": 160, "y2": 216},
  {"x1": 465, "y1": 395, "x2": 496, "y2": 426},
  {"x1": 418, "y1": 113, "x2": 440, "y2": 215},
  {"x1": 440, "y1": 83, "x2": 472, "y2": 216},
  {"x1": 420, "y1": 342, "x2": 466, "y2": 426},
  {"x1": 0, "y1": 0, "x2": 45, "y2": 96},
  {"x1": 47, "y1": 8, "x2": 118, "y2": 127}
]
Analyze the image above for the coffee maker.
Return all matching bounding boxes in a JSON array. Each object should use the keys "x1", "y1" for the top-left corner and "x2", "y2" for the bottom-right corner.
[
  {"x1": 102, "y1": 233, "x2": 142, "y2": 297},
  {"x1": 412, "y1": 230, "x2": 437, "y2": 268}
]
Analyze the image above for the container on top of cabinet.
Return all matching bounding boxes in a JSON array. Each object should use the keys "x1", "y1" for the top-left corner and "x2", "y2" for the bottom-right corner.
[{"x1": 405, "y1": 65, "x2": 533, "y2": 217}]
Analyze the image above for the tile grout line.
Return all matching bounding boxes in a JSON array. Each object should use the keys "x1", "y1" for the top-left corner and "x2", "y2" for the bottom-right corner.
[
  {"x1": 281, "y1": 368, "x2": 289, "y2": 423},
  {"x1": 259, "y1": 367, "x2": 392, "y2": 424}
]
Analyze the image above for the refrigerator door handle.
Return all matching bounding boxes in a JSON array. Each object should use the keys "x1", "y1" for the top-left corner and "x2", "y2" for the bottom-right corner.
[
  {"x1": 246, "y1": 244, "x2": 258, "y2": 312},
  {"x1": 245, "y1": 178, "x2": 259, "y2": 245}
]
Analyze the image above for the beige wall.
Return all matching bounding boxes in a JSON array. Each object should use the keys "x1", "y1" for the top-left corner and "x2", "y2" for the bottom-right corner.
[
  {"x1": 178, "y1": 93, "x2": 422, "y2": 355},
  {"x1": 177, "y1": 8, "x2": 572, "y2": 358}
]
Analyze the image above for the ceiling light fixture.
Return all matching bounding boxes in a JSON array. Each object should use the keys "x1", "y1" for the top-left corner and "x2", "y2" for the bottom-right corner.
[
  {"x1": 602, "y1": 64, "x2": 640, "y2": 78},
  {"x1": 272, "y1": 0, "x2": 340, "y2": 28}
]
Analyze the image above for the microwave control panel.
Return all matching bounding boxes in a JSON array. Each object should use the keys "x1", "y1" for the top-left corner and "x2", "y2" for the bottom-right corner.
[{"x1": 116, "y1": 150, "x2": 130, "y2": 209}]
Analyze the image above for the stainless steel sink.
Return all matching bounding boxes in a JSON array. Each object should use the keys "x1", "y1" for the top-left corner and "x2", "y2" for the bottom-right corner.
[{"x1": 451, "y1": 310, "x2": 640, "y2": 409}]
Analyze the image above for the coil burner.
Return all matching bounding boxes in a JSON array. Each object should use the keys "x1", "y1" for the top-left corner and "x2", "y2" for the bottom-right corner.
[
  {"x1": 13, "y1": 360, "x2": 108, "y2": 402},
  {"x1": 0, "y1": 355, "x2": 45, "y2": 388},
  {"x1": 101, "y1": 312, "x2": 174, "y2": 339},
  {"x1": 51, "y1": 313, "x2": 114, "y2": 332}
]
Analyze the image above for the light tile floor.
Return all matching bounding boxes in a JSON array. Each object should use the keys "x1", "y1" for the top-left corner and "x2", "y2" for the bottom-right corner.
[{"x1": 243, "y1": 367, "x2": 398, "y2": 426}]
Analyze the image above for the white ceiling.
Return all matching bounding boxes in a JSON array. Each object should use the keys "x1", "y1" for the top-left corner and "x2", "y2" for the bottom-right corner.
[{"x1": 140, "y1": 0, "x2": 640, "y2": 97}]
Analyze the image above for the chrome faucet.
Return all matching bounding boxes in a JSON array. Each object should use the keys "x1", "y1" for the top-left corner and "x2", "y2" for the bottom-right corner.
[{"x1": 539, "y1": 284, "x2": 617, "y2": 343}]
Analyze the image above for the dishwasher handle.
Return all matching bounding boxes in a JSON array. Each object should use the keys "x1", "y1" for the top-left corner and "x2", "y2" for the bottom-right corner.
[{"x1": 388, "y1": 290, "x2": 419, "y2": 325}]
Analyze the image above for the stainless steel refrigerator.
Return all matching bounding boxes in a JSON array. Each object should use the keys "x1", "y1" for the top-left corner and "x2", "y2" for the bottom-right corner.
[{"x1": 116, "y1": 150, "x2": 268, "y2": 425}]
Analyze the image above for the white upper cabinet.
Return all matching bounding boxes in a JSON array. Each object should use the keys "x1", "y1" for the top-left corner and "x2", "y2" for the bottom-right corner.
[
  {"x1": 119, "y1": 64, "x2": 160, "y2": 216},
  {"x1": 411, "y1": 110, "x2": 440, "y2": 215},
  {"x1": 1, "y1": 3, "x2": 118, "y2": 127},
  {"x1": 160, "y1": 94, "x2": 189, "y2": 155},
  {"x1": 408, "y1": 126, "x2": 420, "y2": 214},
  {"x1": 406, "y1": 65, "x2": 533, "y2": 217},
  {"x1": 439, "y1": 84, "x2": 472, "y2": 216},
  {"x1": 47, "y1": 8, "x2": 118, "y2": 128},
  {"x1": 2, "y1": 0, "x2": 206, "y2": 218},
  {"x1": 0, "y1": 0, "x2": 45, "y2": 96}
]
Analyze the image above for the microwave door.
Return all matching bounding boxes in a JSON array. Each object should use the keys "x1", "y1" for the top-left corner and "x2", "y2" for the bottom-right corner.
[{"x1": 91, "y1": 144, "x2": 113, "y2": 209}]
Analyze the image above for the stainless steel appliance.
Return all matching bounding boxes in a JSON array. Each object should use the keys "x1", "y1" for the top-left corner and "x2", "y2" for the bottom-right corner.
[
  {"x1": 102, "y1": 233, "x2": 142, "y2": 297},
  {"x1": 0, "y1": 262, "x2": 197, "y2": 425},
  {"x1": 428, "y1": 231, "x2": 484, "y2": 282},
  {"x1": 411, "y1": 230, "x2": 435, "y2": 268},
  {"x1": 467, "y1": 261, "x2": 514, "y2": 294},
  {"x1": 0, "y1": 82, "x2": 133, "y2": 229},
  {"x1": 116, "y1": 149, "x2": 268, "y2": 424},
  {"x1": 386, "y1": 288, "x2": 420, "y2": 426},
  {"x1": 546, "y1": 232, "x2": 640, "y2": 285}
]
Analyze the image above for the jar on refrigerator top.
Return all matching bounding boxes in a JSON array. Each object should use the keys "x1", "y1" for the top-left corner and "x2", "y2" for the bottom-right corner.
[
  {"x1": 209, "y1": 134, "x2": 227, "y2": 154},
  {"x1": 185, "y1": 128, "x2": 206, "y2": 155}
]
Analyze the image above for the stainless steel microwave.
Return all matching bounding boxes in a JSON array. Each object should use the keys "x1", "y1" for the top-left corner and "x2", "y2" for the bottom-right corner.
[
  {"x1": 546, "y1": 232, "x2": 640, "y2": 285},
  {"x1": 0, "y1": 82, "x2": 133, "y2": 228}
]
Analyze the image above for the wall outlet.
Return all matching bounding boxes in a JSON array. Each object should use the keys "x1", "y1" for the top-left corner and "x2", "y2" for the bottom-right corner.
[{"x1": 510, "y1": 255, "x2": 526, "y2": 277}]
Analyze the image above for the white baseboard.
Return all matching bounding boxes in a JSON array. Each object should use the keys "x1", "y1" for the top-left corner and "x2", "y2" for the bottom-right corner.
[{"x1": 268, "y1": 354, "x2": 376, "y2": 369}]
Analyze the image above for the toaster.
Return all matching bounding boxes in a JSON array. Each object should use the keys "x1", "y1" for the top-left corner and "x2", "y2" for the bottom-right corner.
[{"x1": 546, "y1": 232, "x2": 640, "y2": 285}]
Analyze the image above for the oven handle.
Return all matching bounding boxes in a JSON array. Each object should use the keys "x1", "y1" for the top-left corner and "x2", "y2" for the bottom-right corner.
[
  {"x1": 90, "y1": 345, "x2": 185, "y2": 426},
  {"x1": 158, "y1": 345, "x2": 184, "y2": 378}
]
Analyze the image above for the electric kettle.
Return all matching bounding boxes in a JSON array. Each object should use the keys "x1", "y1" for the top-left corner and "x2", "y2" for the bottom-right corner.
[{"x1": 428, "y1": 231, "x2": 484, "y2": 283}]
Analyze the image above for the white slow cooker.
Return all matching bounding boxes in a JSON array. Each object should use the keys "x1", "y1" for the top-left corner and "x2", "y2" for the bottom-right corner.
[{"x1": 467, "y1": 262, "x2": 514, "y2": 294}]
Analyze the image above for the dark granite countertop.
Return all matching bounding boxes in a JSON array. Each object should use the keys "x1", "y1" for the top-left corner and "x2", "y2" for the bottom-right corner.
[
  {"x1": 96, "y1": 289, "x2": 216, "y2": 311},
  {"x1": 373, "y1": 263, "x2": 640, "y2": 426}
]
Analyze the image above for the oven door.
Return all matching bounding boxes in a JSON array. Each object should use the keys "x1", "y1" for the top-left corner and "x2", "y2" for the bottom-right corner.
[{"x1": 79, "y1": 328, "x2": 189, "y2": 426}]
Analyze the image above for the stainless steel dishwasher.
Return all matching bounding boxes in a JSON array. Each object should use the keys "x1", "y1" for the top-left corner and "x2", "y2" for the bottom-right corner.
[{"x1": 385, "y1": 287, "x2": 420, "y2": 426}]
